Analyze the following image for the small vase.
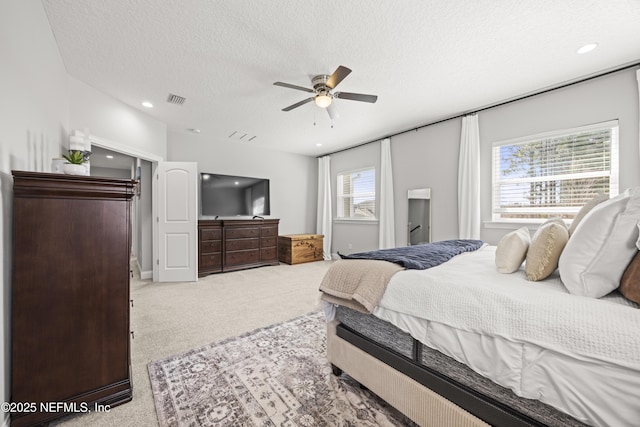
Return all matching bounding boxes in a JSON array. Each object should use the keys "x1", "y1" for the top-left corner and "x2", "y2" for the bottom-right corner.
[{"x1": 63, "y1": 163, "x2": 89, "y2": 175}]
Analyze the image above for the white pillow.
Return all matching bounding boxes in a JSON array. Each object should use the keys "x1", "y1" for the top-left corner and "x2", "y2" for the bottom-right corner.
[
  {"x1": 568, "y1": 193, "x2": 609, "y2": 236},
  {"x1": 495, "y1": 227, "x2": 530, "y2": 273},
  {"x1": 559, "y1": 188, "x2": 640, "y2": 298}
]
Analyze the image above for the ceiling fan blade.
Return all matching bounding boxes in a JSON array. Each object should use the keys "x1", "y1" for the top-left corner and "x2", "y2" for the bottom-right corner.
[
  {"x1": 334, "y1": 91, "x2": 378, "y2": 103},
  {"x1": 273, "y1": 82, "x2": 314, "y2": 93},
  {"x1": 282, "y1": 97, "x2": 314, "y2": 111},
  {"x1": 325, "y1": 65, "x2": 352, "y2": 89},
  {"x1": 327, "y1": 103, "x2": 340, "y2": 120}
]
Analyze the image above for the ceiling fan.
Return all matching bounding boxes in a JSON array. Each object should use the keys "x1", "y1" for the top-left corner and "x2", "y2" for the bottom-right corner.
[{"x1": 273, "y1": 65, "x2": 377, "y2": 119}]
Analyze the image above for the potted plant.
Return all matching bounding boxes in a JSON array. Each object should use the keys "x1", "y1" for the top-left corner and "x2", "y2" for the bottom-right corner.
[{"x1": 62, "y1": 150, "x2": 89, "y2": 175}]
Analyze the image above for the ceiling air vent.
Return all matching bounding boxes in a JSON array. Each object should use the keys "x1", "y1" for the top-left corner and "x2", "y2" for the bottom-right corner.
[
  {"x1": 166, "y1": 93, "x2": 186, "y2": 105},
  {"x1": 228, "y1": 131, "x2": 257, "y2": 142}
]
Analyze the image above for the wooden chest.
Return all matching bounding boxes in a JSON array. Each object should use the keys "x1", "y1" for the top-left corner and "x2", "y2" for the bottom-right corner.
[{"x1": 278, "y1": 234, "x2": 324, "y2": 265}]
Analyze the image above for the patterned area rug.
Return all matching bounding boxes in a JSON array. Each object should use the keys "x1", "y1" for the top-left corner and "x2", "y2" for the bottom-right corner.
[{"x1": 148, "y1": 311, "x2": 417, "y2": 426}]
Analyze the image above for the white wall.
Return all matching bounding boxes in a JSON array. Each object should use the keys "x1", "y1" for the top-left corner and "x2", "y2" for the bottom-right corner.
[
  {"x1": 68, "y1": 76, "x2": 167, "y2": 159},
  {"x1": 137, "y1": 160, "x2": 153, "y2": 277},
  {"x1": 68, "y1": 68, "x2": 167, "y2": 281},
  {"x1": 167, "y1": 130, "x2": 317, "y2": 235},
  {"x1": 0, "y1": 4, "x2": 171, "y2": 420},
  {"x1": 0, "y1": 2, "x2": 69, "y2": 425},
  {"x1": 327, "y1": 67, "x2": 640, "y2": 253}
]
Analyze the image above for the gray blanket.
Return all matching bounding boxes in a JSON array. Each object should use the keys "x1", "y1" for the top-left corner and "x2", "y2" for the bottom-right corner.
[{"x1": 339, "y1": 239, "x2": 484, "y2": 269}]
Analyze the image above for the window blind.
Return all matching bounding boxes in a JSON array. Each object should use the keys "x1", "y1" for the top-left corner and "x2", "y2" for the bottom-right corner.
[
  {"x1": 492, "y1": 120, "x2": 619, "y2": 221},
  {"x1": 336, "y1": 167, "x2": 376, "y2": 219}
]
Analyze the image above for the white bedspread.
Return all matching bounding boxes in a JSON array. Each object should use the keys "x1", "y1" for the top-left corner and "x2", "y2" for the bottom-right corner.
[{"x1": 374, "y1": 245, "x2": 640, "y2": 370}]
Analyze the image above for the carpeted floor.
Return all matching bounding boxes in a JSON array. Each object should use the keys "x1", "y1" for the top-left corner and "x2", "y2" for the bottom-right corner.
[
  {"x1": 53, "y1": 260, "x2": 335, "y2": 426},
  {"x1": 148, "y1": 311, "x2": 417, "y2": 426}
]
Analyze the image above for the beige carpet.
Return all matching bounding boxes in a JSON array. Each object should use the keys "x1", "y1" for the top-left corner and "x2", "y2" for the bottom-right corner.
[{"x1": 53, "y1": 260, "x2": 333, "y2": 427}]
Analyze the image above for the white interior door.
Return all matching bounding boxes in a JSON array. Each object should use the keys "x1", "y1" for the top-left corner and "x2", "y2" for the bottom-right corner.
[{"x1": 155, "y1": 162, "x2": 198, "y2": 282}]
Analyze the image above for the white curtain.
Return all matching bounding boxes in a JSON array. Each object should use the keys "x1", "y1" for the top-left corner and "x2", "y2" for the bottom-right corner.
[
  {"x1": 317, "y1": 156, "x2": 333, "y2": 259},
  {"x1": 458, "y1": 114, "x2": 481, "y2": 239},
  {"x1": 379, "y1": 138, "x2": 396, "y2": 249}
]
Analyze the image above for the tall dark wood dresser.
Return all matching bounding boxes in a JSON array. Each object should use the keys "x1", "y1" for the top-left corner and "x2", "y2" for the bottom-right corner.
[{"x1": 11, "y1": 171, "x2": 136, "y2": 427}]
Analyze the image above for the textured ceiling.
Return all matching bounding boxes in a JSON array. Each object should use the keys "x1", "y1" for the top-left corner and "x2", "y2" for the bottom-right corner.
[{"x1": 42, "y1": 0, "x2": 640, "y2": 156}]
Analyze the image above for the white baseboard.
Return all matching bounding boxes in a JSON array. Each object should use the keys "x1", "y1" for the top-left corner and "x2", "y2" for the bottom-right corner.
[{"x1": 135, "y1": 258, "x2": 152, "y2": 280}]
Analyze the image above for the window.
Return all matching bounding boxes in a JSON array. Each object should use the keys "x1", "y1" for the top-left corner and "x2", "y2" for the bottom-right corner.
[
  {"x1": 492, "y1": 120, "x2": 618, "y2": 222},
  {"x1": 337, "y1": 167, "x2": 376, "y2": 219}
]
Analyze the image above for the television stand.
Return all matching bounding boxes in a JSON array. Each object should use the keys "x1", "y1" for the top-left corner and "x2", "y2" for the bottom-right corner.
[{"x1": 198, "y1": 219, "x2": 279, "y2": 277}]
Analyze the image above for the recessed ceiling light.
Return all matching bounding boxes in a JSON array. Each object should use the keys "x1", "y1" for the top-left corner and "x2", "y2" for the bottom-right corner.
[
  {"x1": 187, "y1": 128, "x2": 201, "y2": 134},
  {"x1": 106, "y1": 155, "x2": 114, "y2": 159},
  {"x1": 316, "y1": 143, "x2": 322, "y2": 147},
  {"x1": 142, "y1": 101, "x2": 154, "y2": 108},
  {"x1": 577, "y1": 43, "x2": 598, "y2": 54}
]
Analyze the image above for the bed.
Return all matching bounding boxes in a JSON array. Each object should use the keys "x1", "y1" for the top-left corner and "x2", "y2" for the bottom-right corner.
[{"x1": 319, "y1": 190, "x2": 640, "y2": 427}]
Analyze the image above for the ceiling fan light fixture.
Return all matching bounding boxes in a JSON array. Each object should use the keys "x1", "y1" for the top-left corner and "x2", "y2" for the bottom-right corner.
[{"x1": 314, "y1": 93, "x2": 332, "y2": 108}]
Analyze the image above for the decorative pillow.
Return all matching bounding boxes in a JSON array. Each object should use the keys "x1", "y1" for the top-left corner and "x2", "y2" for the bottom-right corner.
[
  {"x1": 568, "y1": 193, "x2": 609, "y2": 236},
  {"x1": 495, "y1": 227, "x2": 530, "y2": 273},
  {"x1": 559, "y1": 188, "x2": 640, "y2": 298},
  {"x1": 525, "y1": 219, "x2": 569, "y2": 281},
  {"x1": 620, "y1": 251, "x2": 640, "y2": 304}
]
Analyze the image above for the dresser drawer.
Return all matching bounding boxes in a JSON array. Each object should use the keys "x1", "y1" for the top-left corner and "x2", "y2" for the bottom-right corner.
[
  {"x1": 201, "y1": 228, "x2": 221, "y2": 241},
  {"x1": 200, "y1": 253, "x2": 222, "y2": 268},
  {"x1": 201, "y1": 240, "x2": 221, "y2": 253},
  {"x1": 261, "y1": 236, "x2": 277, "y2": 247},
  {"x1": 225, "y1": 249, "x2": 260, "y2": 266},
  {"x1": 226, "y1": 238, "x2": 259, "y2": 251},
  {"x1": 261, "y1": 226, "x2": 278, "y2": 237},
  {"x1": 226, "y1": 227, "x2": 261, "y2": 239},
  {"x1": 261, "y1": 247, "x2": 277, "y2": 261}
]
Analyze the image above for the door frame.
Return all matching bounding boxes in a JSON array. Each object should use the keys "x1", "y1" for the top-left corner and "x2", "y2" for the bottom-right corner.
[{"x1": 73, "y1": 131, "x2": 163, "y2": 280}]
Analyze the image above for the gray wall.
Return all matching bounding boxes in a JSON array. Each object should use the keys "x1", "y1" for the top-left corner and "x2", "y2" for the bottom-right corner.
[
  {"x1": 330, "y1": 141, "x2": 381, "y2": 254},
  {"x1": 91, "y1": 166, "x2": 132, "y2": 179},
  {"x1": 327, "y1": 67, "x2": 640, "y2": 254},
  {"x1": 479, "y1": 68, "x2": 640, "y2": 243},
  {"x1": 391, "y1": 118, "x2": 462, "y2": 245},
  {"x1": 167, "y1": 130, "x2": 317, "y2": 235}
]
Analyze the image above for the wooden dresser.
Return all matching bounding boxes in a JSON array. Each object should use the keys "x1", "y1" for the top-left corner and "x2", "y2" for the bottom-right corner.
[
  {"x1": 11, "y1": 171, "x2": 136, "y2": 427},
  {"x1": 198, "y1": 219, "x2": 279, "y2": 276},
  {"x1": 198, "y1": 220, "x2": 223, "y2": 276}
]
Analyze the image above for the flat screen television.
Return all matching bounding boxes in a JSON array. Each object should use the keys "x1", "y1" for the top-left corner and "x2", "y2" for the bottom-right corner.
[{"x1": 200, "y1": 173, "x2": 270, "y2": 217}]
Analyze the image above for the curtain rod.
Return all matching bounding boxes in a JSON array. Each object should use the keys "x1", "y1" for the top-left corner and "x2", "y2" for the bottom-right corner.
[{"x1": 317, "y1": 60, "x2": 640, "y2": 158}]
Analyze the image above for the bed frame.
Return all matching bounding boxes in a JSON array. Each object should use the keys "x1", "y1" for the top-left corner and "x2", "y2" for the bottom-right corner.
[{"x1": 327, "y1": 320, "x2": 560, "y2": 427}]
